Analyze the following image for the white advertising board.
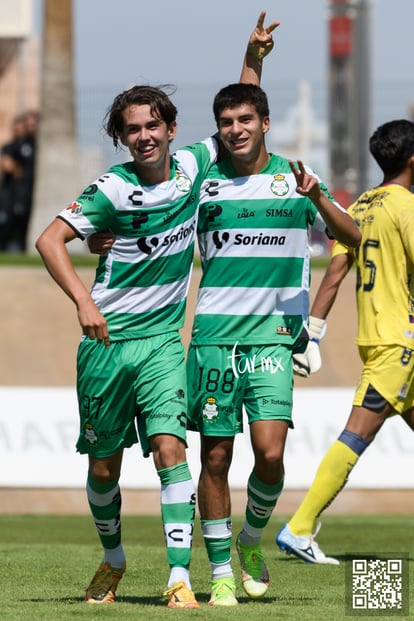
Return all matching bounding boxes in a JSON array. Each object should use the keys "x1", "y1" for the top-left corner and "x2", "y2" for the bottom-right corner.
[{"x1": 0, "y1": 386, "x2": 412, "y2": 489}]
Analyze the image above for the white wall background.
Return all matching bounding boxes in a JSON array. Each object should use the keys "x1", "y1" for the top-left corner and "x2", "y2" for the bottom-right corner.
[{"x1": 1, "y1": 387, "x2": 412, "y2": 489}]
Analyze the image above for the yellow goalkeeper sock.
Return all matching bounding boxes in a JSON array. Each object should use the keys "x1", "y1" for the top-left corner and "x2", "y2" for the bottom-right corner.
[{"x1": 289, "y1": 440, "x2": 359, "y2": 536}]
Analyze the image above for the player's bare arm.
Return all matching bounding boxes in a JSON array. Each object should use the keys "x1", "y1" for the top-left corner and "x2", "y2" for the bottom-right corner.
[
  {"x1": 240, "y1": 11, "x2": 280, "y2": 84},
  {"x1": 311, "y1": 252, "x2": 354, "y2": 319},
  {"x1": 36, "y1": 219, "x2": 110, "y2": 347},
  {"x1": 289, "y1": 159, "x2": 361, "y2": 248}
]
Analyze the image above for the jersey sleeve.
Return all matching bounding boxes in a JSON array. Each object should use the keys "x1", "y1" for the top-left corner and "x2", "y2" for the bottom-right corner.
[
  {"x1": 179, "y1": 136, "x2": 219, "y2": 179},
  {"x1": 331, "y1": 239, "x2": 354, "y2": 259},
  {"x1": 57, "y1": 175, "x2": 118, "y2": 239}
]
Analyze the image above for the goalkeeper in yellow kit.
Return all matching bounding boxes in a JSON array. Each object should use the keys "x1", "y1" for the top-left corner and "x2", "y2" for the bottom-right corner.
[{"x1": 277, "y1": 118, "x2": 414, "y2": 564}]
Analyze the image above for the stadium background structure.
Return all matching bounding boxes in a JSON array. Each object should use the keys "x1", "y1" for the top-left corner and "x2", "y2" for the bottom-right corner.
[{"x1": 1, "y1": 265, "x2": 413, "y2": 515}]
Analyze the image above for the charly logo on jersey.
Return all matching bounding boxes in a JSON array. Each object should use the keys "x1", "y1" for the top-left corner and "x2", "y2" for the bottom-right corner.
[
  {"x1": 129, "y1": 190, "x2": 144, "y2": 206},
  {"x1": 270, "y1": 173, "x2": 289, "y2": 196},
  {"x1": 202, "y1": 397, "x2": 219, "y2": 422},
  {"x1": 66, "y1": 201, "x2": 82, "y2": 215},
  {"x1": 175, "y1": 171, "x2": 192, "y2": 193},
  {"x1": 203, "y1": 180, "x2": 220, "y2": 198}
]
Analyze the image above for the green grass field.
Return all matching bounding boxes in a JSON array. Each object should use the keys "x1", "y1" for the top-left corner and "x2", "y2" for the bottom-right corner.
[
  {"x1": 0, "y1": 251, "x2": 332, "y2": 271},
  {"x1": 1, "y1": 514, "x2": 412, "y2": 620}
]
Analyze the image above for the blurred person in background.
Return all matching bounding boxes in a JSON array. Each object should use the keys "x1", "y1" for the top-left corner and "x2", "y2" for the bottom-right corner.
[
  {"x1": 0, "y1": 114, "x2": 27, "y2": 250},
  {"x1": 0, "y1": 110, "x2": 38, "y2": 252}
]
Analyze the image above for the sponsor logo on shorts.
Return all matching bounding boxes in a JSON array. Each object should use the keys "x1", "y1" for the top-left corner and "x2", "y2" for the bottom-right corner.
[
  {"x1": 202, "y1": 397, "x2": 219, "y2": 422},
  {"x1": 148, "y1": 412, "x2": 174, "y2": 422},
  {"x1": 277, "y1": 326, "x2": 292, "y2": 336},
  {"x1": 261, "y1": 397, "x2": 291, "y2": 407},
  {"x1": 84, "y1": 423, "x2": 98, "y2": 445},
  {"x1": 398, "y1": 383, "x2": 408, "y2": 400},
  {"x1": 177, "y1": 412, "x2": 187, "y2": 428},
  {"x1": 401, "y1": 348, "x2": 413, "y2": 365}
]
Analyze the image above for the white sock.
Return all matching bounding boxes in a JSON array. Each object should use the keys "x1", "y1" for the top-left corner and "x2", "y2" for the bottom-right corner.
[
  {"x1": 168, "y1": 566, "x2": 191, "y2": 589},
  {"x1": 103, "y1": 544, "x2": 126, "y2": 568}
]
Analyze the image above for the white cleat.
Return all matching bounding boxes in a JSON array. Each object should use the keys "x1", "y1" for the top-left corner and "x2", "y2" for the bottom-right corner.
[{"x1": 276, "y1": 522, "x2": 340, "y2": 565}]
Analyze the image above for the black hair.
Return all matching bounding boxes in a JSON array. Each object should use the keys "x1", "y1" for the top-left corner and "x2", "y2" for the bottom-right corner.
[
  {"x1": 104, "y1": 84, "x2": 177, "y2": 149},
  {"x1": 369, "y1": 119, "x2": 414, "y2": 176},
  {"x1": 213, "y1": 83, "x2": 270, "y2": 125}
]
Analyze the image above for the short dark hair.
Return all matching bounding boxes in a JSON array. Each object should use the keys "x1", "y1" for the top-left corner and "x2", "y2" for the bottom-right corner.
[
  {"x1": 369, "y1": 119, "x2": 414, "y2": 176},
  {"x1": 104, "y1": 85, "x2": 177, "y2": 149},
  {"x1": 213, "y1": 83, "x2": 270, "y2": 125}
]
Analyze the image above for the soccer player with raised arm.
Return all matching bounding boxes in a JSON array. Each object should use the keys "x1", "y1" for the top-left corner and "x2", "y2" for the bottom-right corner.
[
  {"x1": 277, "y1": 119, "x2": 414, "y2": 565},
  {"x1": 187, "y1": 82, "x2": 360, "y2": 605}
]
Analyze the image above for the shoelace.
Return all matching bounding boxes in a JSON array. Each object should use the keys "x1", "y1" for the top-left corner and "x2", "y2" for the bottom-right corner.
[
  {"x1": 305, "y1": 521, "x2": 324, "y2": 555},
  {"x1": 212, "y1": 579, "x2": 235, "y2": 595}
]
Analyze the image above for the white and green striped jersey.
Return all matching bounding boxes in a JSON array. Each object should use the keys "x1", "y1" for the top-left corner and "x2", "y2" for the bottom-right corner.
[
  {"x1": 58, "y1": 138, "x2": 218, "y2": 340},
  {"x1": 192, "y1": 153, "x2": 339, "y2": 347}
]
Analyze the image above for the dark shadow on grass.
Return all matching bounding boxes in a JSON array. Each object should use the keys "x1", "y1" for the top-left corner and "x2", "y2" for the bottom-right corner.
[
  {"x1": 23, "y1": 593, "x2": 319, "y2": 607},
  {"x1": 22, "y1": 596, "x2": 168, "y2": 606},
  {"x1": 195, "y1": 592, "x2": 314, "y2": 605},
  {"x1": 275, "y1": 556, "x2": 342, "y2": 565}
]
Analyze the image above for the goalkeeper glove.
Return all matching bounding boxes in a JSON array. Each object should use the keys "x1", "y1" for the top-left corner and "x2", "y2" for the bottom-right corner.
[{"x1": 293, "y1": 315, "x2": 326, "y2": 378}]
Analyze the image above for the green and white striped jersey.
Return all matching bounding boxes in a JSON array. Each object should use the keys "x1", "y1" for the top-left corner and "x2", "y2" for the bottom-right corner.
[
  {"x1": 192, "y1": 153, "x2": 340, "y2": 347},
  {"x1": 58, "y1": 138, "x2": 218, "y2": 340}
]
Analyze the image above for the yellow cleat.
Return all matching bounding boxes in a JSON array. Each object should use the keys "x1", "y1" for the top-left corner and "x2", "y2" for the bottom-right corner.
[
  {"x1": 84, "y1": 561, "x2": 126, "y2": 604},
  {"x1": 163, "y1": 580, "x2": 199, "y2": 609}
]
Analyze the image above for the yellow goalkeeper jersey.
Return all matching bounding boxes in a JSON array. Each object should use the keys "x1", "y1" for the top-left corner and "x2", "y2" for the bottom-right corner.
[{"x1": 332, "y1": 183, "x2": 414, "y2": 347}]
